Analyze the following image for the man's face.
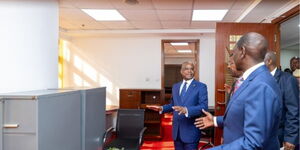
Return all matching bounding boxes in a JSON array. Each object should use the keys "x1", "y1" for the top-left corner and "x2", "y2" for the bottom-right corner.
[
  {"x1": 231, "y1": 46, "x2": 243, "y2": 71},
  {"x1": 181, "y1": 64, "x2": 194, "y2": 80},
  {"x1": 227, "y1": 56, "x2": 242, "y2": 78},
  {"x1": 290, "y1": 58, "x2": 300, "y2": 71}
]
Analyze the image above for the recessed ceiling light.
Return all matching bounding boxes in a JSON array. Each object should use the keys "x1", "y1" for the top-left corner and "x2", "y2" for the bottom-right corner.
[
  {"x1": 192, "y1": 10, "x2": 228, "y2": 21},
  {"x1": 171, "y1": 42, "x2": 188, "y2": 46},
  {"x1": 81, "y1": 9, "x2": 126, "y2": 21},
  {"x1": 177, "y1": 50, "x2": 192, "y2": 53}
]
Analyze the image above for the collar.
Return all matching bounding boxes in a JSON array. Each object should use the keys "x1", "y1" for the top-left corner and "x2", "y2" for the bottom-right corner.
[
  {"x1": 242, "y1": 62, "x2": 264, "y2": 80},
  {"x1": 270, "y1": 67, "x2": 277, "y2": 76},
  {"x1": 182, "y1": 78, "x2": 194, "y2": 85}
]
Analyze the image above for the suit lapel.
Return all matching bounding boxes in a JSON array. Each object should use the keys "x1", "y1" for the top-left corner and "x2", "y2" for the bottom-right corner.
[
  {"x1": 174, "y1": 82, "x2": 182, "y2": 105},
  {"x1": 224, "y1": 65, "x2": 267, "y2": 117}
]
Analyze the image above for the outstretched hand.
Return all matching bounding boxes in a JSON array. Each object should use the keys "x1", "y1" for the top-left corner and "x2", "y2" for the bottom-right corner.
[
  {"x1": 194, "y1": 109, "x2": 214, "y2": 129},
  {"x1": 146, "y1": 105, "x2": 162, "y2": 112}
]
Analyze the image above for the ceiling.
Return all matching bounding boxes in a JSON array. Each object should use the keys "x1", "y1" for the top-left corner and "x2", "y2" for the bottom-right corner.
[{"x1": 59, "y1": 0, "x2": 299, "y2": 31}]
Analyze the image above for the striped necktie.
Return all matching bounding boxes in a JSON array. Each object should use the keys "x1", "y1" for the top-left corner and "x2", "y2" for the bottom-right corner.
[{"x1": 233, "y1": 77, "x2": 244, "y2": 94}]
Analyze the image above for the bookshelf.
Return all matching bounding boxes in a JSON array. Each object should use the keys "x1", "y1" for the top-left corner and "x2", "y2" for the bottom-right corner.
[{"x1": 119, "y1": 89, "x2": 163, "y2": 140}]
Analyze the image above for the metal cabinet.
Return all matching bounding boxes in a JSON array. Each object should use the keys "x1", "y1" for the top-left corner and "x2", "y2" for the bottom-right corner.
[{"x1": 0, "y1": 88, "x2": 106, "y2": 150}]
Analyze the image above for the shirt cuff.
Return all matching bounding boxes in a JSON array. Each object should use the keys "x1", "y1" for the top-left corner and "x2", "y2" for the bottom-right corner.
[
  {"x1": 159, "y1": 106, "x2": 163, "y2": 114},
  {"x1": 213, "y1": 116, "x2": 218, "y2": 127},
  {"x1": 185, "y1": 107, "x2": 188, "y2": 117}
]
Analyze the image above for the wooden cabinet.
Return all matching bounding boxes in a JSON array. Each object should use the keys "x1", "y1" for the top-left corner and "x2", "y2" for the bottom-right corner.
[{"x1": 119, "y1": 89, "x2": 163, "y2": 139}]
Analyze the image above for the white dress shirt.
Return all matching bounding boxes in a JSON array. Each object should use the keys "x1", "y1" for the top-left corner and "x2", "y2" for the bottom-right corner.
[{"x1": 270, "y1": 67, "x2": 277, "y2": 76}]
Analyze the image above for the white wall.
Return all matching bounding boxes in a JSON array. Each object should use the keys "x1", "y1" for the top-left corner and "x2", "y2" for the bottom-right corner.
[
  {"x1": 280, "y1": 49, "x2": 299, "y2": 70},
  {"x1": 0, "y1": 0, "x2": 58, "y2": 93},
  {"x1": 61, "y1": 34, "x2": 215, "y2": 106}
]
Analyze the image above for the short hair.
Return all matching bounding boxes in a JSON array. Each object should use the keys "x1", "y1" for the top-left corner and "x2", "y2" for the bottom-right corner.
[
  {"x1": 264, "y1": 51, "x2": 277, "y2": 65},
  {"x1": 181, "y1": 61, "x2": 195, "y2": 70},
  {"x1": 290, "y1": 56, "x2": 300, "y2": 62},
  {"x1": 236, "y1": 32, "x2": 268, "y2": 62}
]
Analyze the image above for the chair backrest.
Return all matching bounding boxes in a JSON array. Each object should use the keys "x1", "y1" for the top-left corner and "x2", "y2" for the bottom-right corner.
[{"x1": 116, "y1": 109, "x2": 145, "y2": 139}]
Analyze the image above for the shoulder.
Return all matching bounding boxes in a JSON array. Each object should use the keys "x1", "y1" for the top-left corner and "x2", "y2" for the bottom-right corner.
[
  {"x1": 252, "y1": 71, "x2": 280, "y2": 94},
  {"x1": 193, "y1": 80, "x2": 207, "y2": 88},
  {"x1": 281, "y1": 71, "x2": 296, "y2": 80}
]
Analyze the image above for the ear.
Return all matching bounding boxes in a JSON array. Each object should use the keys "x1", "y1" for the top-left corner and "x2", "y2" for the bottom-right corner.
[
  {"x1": 268, "y1": 59, "x2": 273, "y2": 65},
  {"x1": 240, "y1": 46, "x2": 246, "y2": 59}
]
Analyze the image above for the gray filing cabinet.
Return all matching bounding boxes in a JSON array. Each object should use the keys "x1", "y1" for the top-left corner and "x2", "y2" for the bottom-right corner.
[{"x1": 0, "y1": 87, "x2": 106, "y2": 150}]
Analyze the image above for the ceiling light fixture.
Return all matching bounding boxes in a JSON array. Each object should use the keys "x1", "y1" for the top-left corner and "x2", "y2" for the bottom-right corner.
[
  {"x1": 177, "y1": 50, "x2": 192, "y2": 53},
  {"x1": 171, "y1": 42, "x2": 189, "y2": 46},
  {"x1": 192, "y1": 10, "x2": 228, "y2": 21},
  {"x1": 81, "y1": 9, "x2": 126, "y2": 21}
]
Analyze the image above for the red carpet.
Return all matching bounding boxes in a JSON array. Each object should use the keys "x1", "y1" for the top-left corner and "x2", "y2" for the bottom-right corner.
[{"x1": 141, "y1": 114, "x2": 212, "y2": 150}]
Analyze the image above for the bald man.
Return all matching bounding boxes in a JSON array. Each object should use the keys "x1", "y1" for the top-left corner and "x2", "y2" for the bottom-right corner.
[
  {"x1": 195, "y1": 32, "x2": 282, "y2": 149},
  {"x1": 265, "y1": 51, "x2": 299, "y2": 150}
]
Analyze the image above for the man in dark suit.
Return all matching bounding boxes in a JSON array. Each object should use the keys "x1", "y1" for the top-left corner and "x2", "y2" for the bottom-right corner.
[
  {"x1": 147, "y1": 61, "x2": 208, "y2": 150},
  {"x1": 264, "y1": 51, "x2": 299, "y2": 150},
  {"x1": 195, "y1": 32, "x2": 282, "y2": 149}
]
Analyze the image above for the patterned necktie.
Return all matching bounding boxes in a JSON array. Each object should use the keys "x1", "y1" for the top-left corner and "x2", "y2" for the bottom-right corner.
[
  {"x1": 180, "y1": 82, "x2": 187, "y2": 99},
  {"x1": 233, "y1": 77, "x2": 244, "y2": 94}
]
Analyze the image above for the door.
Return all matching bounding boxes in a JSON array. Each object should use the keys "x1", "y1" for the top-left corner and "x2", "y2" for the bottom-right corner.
[{"x1": 214, "y1": 23, "x2": 279, "y2": 145}]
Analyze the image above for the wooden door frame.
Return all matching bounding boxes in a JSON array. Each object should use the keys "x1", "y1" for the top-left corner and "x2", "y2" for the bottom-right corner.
[
  {"x1": 161, "y1": 39, "x2": 200, "y2": 89},
  {"x1": 272, "y1": 5, "x2": 300, "y2": 67}
]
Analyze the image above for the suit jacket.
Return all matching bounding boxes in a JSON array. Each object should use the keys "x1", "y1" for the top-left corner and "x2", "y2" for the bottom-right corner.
[
  {"x1": 162, "y1": 79, "x2": 208, "y2": 143},
  {"x1": 212, "y1": 65, "x2": 282, "y2": 150},
  {"x1": 274, "y1": 69, "x2": 299, "y2": 145}
]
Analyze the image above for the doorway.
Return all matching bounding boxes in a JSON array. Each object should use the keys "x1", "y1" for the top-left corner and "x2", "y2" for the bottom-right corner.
[{"x1": 161, "y1": 40, "x2": 199, "y2": 104}]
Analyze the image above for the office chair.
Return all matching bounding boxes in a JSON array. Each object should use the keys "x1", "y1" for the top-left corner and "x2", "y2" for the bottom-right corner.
[
  {"x1": 199, "y1": 127, "x2": 214, "y2": 150},
  {"x1": 199, "y1": 108, "x2": 215, "y2": 150},
  {"x1": 103, "y1": 109, "x2": 147, "y2": 150}
]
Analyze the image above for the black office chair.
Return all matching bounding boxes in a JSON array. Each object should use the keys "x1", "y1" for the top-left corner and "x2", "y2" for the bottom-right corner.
[
  {"x1": 199, "y1": 108, "x2": 215, "y2": 150},
  {"x1": 103, "y1": 109, "x2": 147, "y2": 150},
  {"x1": 199, "y1": 127, "x2": 214, "y2": 150}
]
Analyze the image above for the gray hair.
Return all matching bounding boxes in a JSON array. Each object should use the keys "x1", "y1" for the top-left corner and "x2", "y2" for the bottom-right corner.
[
  {"x1": 181, "y1": 61, "x2": 195, "y2": 70},
  {"x1": 264, "y1": 51, "x2": 277, "y2": 65}
]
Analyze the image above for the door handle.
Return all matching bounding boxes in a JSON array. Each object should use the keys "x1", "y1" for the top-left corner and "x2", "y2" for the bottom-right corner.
[
  {"x1": 217, "y1": 89, "x2": 226, "y2": 92},
  {"x1": 217, "y1": 101, "x2": 226, "y2": 105},
  {"x1": 3, "y1": 124, "x2": 19, "y2": 128}
]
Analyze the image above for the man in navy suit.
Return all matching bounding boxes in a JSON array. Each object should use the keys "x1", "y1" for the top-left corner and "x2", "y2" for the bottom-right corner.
[
  {"x1": 147, "y1": 61, "x2": 208, "y2": 150},
  {"x1": 195, "y1": 32, "x2": 282, "y2": 149},
  {"x1": 264, "y1": 51, "x2": 299, "y2": 150}
]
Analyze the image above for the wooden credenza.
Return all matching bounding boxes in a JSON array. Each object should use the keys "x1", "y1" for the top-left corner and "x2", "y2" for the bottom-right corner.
[{"x1": 119, "y1": 89, "x2": 163, "y2": 139}]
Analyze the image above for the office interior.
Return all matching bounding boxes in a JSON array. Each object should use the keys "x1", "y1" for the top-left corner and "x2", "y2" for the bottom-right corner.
[{"x1": 0, "y1": 0, "x2": 299, "y2": 150}]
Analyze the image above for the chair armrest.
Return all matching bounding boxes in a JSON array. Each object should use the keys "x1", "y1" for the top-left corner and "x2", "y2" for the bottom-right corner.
[
  {"x1": 138, "y1": 127, "x2": 147, "y2": 145},
  {"x1": 103, "y1": 127, "x2": 114, "y2": 144}
]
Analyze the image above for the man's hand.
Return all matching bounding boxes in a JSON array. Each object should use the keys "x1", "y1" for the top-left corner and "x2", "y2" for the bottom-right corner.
[
  {"x1": 283, "y1": 142, "x2": 295, "y2": 150},
  {"x1": 224, "y1": 84, "x2": 232, "y2": 94},
  {"x1": 146, "y1": 105, "x2": 162, "y2": 112},
  {"x1": 172, "y1": 106, "x2": 187, "y2": 115},
  {"x1": 194, "y1": 109, "x2": 214, "y2": 129}
]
